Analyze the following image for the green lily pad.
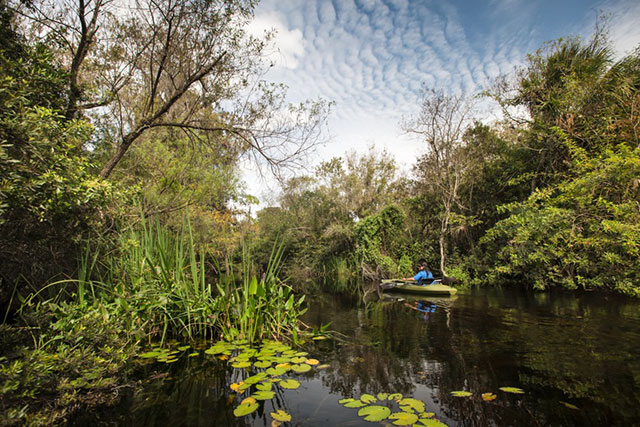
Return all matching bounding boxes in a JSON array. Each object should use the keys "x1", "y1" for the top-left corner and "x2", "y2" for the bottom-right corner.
[
  {"x1": 244, "y1": 373, "x2": 267, "y2": 384},
  {"x1": 232, "y1": 361, "x2": 251, "y2": 368},
  {"x1": 279, "y1": 379, "x2": 301, "y2": 390},
  {"x1": 339, "y1": 398, "x2": 367, "y2": 408},
  {"x1": 389, "y1": 411, "x2": 419, "y2": 425},
  {"x1": 256, "y1": 382, "x2": 273, "y2": 391},
  {"x1": 377, "y1": 393, "x2": 389, "y2": 401},
  {"x1": 139, "y1": 351, "x2": 160, "y2": 358},
  {"x1": 417, "y1": 419, "x2": 449, "y2": 427},
  {"x1": 233, "y1": 402, "x2": 259, "y2": 417},
  {"x1": 560, "y1": 401, "x2": 580, "y2": 410},
  {"x1": 271, "y1": 409, "x2": 292, "y2": 422},
  {"x1": 388, "y1": 393, "x2": 403, "y2": 401},
  {"x1": 358, "y1": 405, "x2": 391, "y2": 422},
  {"x1": 254, "y1": 360, "x2": 272, "y2": 368},
  {"x1": 252, "y1": 390, "x2": 275, "y2": 400},
  {"x1": 266, "y1": 367, "x2": 287, "y2": 376},
  {"x1": 295, "y1": 351, "x2": 309, "y2": 356},
  {"x1": 188, "y1": 352, "x2": 199, "y2": 357},
  {"x1": 177, "y1": 345, "x2": 190, "y2": 351},
  {"x1": 291, "y1": 357, "x2": 307, "y2": 364},
  {"x1": 316, "y1": 364, "x2": 330, "y2": 369},
  {"x1": 499, "y1": 387, "x2": 524, "y2": 394},
  {"x1": 360, "y1": 393, "x2": 377, "y2": 404},
  {"x1": 451, "y1": 391, "x2": 472, "y2": 397},
  {"x1": 290, "y1": 363, "x2": 311, "y2": 373},
  {"x1": 398, "y1": 398, "x2": 425, "y2": 413}
]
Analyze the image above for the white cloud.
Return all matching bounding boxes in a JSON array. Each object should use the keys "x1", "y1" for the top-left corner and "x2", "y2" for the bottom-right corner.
[{"x1": 246, "y1": 13, "x2": 305, "y2": 69}]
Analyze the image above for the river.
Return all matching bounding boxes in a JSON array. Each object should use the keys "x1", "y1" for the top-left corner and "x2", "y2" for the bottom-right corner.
[{"x1": 82, "y1": 286, "x2": 640, "y2": 426}]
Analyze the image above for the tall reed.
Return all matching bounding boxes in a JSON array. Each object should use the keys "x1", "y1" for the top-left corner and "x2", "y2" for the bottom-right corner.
[{"x1": 213, "y1": 241, "x2": 306, "y2": 345}]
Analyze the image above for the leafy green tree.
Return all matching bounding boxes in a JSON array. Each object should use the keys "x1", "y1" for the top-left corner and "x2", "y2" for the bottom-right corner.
[{"x1": 0, "y1": 5, "x2": 121, "y2": 308}]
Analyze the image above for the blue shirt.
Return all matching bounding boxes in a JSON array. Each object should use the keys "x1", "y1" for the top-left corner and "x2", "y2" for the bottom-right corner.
[{"x1": 413, "y1": 270, "x2": 433, "y2": 282}]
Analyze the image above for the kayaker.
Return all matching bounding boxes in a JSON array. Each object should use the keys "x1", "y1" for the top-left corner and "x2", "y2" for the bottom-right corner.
[{"x1": 403, "y1": 261, "x2": 433, "y2": 285}]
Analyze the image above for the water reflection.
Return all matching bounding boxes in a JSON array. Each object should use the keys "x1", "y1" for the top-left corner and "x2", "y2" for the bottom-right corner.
[{"x1": 86, "y1": 287, "x2": 640, "y2": 426}]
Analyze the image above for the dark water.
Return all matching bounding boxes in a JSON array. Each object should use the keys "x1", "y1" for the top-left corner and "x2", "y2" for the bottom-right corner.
[{"x1": 88, "y1": 287, "x2": 640, "y2": 426}]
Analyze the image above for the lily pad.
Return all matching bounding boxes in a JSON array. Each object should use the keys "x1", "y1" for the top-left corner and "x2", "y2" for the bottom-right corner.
[
  {"x1": 377, "y1": 393, "x2": 389, "y2": 401},
  {"x1": 177, "y1": 345, "x2": 191, "y2": 351},
  {"x1": 339, "y1": 398, "x2": 367, "y2": 408},
  {"x1": 316, "y1": 364, "x2": 330, "y2": 370},
  {"x1": 230, "y1": 382, "x2": 244, "y2": 392},
  {"x1": 244, "y1": 373, "x2": 267, "y2": 384},
  {"x1": 499, "y1": 387, "x2": 525, "y2": 394},
  {"x1": 388, "y1": 393, "x2": 403, "y2": 401},
  {"x1": 271, "y1": 409, "x2": 292, "y2": 422},
  {"x1": 451, "y1": 391, "x2": 472, "y2": 397},
  {"x1": 256, "y1": 382, "x2": 273, "y2": 391},
  {"x1": 254, "y1": 360, "x2": 272, "y2": 368},
  {"x1": 417, "y1": 419, "x2": 448, "y2": 427},
  {"x1": 279, "y1": 379, "x2": 301, "y2": 390},
  {"x1": 482, "y1": 393, "x2": 497, "y2": 401},
  {"x1": 290, "y1": 363, "x2": 311, "y2": 373},
  {"x1": 291, "y1": 357, "x2": 307, "y2": 364},
  {"x1": 139, "y1": 351, "x2": 161, "y2": 358},
  {"x1": 360, "y1": 393, "x2": 377, "y2": 404},
  {"x1": 266, "y1": 367, "x2": 287, "y2": 376},
  {"x1": 232, "y1": 361, "x2": 251, "y2": 368},
  {"x1": 398, "y1": 398, "x2": 425, "y2": 413},
  {"x1": 357, "y1": 405, "x2": 391, "y2": 422},
  {"x1": 240, "y1": 397, "x2": 257, "y2": 405},
  {"x1": 560, "y1": 401, "x2": 580, "y2": 410},
  {"x1": 252, "y1": 390, "x2": 276, "y2": 400},
  {"x1": 188, "y1": 352, "x2": 199, "y2": 357},
  {"x1": 388, "y1": 411, "x2": 419, "y2": 425},
  {"x1": 305, "y1": 358, "x2": 320, "y2": 365},
  {"x1": 233, "y1": 402, "x2": 259, "y2": 417}
]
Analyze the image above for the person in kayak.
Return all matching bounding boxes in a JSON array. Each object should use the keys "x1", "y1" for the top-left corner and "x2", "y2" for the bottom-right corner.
[{"x1": 403, "y1": 261, "x2": 433, "y2": 285}]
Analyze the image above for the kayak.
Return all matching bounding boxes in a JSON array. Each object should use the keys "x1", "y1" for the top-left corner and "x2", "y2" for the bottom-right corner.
[{"x1": 380, "y1": 279, "x2": 457, "y2": 296}]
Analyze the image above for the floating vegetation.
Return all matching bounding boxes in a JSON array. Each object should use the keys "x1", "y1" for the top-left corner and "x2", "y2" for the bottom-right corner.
[
  {"x1": 481, "y1": 393, "x2": 497, "y2": 401},
  {"x1": 450, "y1": 391, "x2": 472, "y2": 397},
  {"x1": 339, "y1": 393, "x2": 448, "y2": 426},
  {"x1": 137, "y1": 344, "x2": 196, "y2": 364},
  {"x1": 206, "y1": 339, "x2": 325, "y2": 425},
  {"x1": 560, "y1": 401, "x2": 580, "y2": 410},
  {"x1": 499, "y1": 387, "x2": 525, "y2": 394}
]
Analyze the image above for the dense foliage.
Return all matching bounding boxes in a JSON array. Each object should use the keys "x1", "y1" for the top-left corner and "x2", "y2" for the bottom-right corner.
[{"x1": 250, "y1": 32, "x2": 640, "y2": 296}]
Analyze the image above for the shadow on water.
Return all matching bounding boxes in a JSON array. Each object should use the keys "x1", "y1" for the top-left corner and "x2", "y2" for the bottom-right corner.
[{"x1": 78, "y1": 285, "x2": 640, "y2": 426}]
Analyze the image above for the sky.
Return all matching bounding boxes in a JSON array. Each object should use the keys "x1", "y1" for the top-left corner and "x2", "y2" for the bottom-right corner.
[{"x1": 243, "y1": 0, "x2": 640, "y2": 204}]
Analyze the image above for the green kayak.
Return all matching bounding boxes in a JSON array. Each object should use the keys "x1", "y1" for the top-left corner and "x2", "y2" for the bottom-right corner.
[{"x1": 380, "y1": 279, "x2": 458, "y2": 296}]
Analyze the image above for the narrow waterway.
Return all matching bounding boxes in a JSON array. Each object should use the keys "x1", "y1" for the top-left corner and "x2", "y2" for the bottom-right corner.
[{"x1": 86, "y1": 286, "x2": 640, "y2": 426}]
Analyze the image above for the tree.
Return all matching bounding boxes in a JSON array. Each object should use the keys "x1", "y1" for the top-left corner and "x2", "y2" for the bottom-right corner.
[
  {"x1": 12, "y1": 0, "x2": 330, "y2": 179},
  {"x1": 402, "y1": 89, "x2": 477, "y2": 275}
]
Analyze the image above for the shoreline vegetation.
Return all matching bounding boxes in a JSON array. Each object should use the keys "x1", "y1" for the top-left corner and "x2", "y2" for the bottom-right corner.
[{"x1": 0, "y1": 0, "x2": 638, "y2": 424}]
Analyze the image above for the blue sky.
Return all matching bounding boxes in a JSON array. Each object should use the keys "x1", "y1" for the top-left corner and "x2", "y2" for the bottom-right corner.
[{"x1": 245, "y1": 0, "x2": 640, "y2": 200}]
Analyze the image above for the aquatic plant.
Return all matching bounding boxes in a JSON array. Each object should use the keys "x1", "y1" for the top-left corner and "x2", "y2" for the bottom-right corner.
[{"x1": 213, "y1": 242, "x2": 307, "y2": 345}]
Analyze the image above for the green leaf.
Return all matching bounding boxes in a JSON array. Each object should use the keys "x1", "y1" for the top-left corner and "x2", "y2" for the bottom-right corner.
[
  {"x1": 244, "y1": 373, "x2": 267, "y2": 384},
  {"x1": 377, "y1": 393, "x2": 388, "y2": 401},
  {"x1": 290, "y1": 363, "x2": 311, "y2": 373},
  {"x1": 388, "y1": 411, "x2": 419, "y2": 425},
  {"x1": 360, "y1": 393, "x2": 377, "y2": 403},
  {"x1": 256, "y1": 382, "x2": 273, "y2": 391},
  {"x1": 252, "y1": 390, "x2": 275, "y2": 400},
  {"x1": 271, "y1": 409, "x2": 291, "y2": 422},
  {"x1": 499, "y1": 387, "x2": 525, "y2": 394},
  {"x1": 417, "y1": 419, "x2": 449, "y2": 427},
  {"x1": 249, "y1": 276, "x2": 258, "y2": 295},
  {"x1": 233, "y1": 402, "x2": 259, "y2": 417},
  {"x1": 279, "y1": 379, "x2": 301, "y2": 390},
  {"x1": 451, "y1": 391, "x2": 472, "y2": 397},
  {"x1": 388, "y1": 393, "x2": 403, "y2": 401},
  {"x1": 560, "y1": 401, "x2": 580, "y2": 410},
  {"x1": 357, "y1": 405, "x2": 391, "y2": 421},
  {"x1": 139, "y1": 351, "x2": 160, "y2": 358},
  {"x1": 232, "y1": 361, "x2": 251, "y2": 368},
  {"x1": 254, "y1": 360, "x2": 272, "y2": 368},
  {"x1": 398, "y1": 398, "x2": 425, "y2": 413},
  {"x1": 266, "y1": 367, "x2": 287, "y2": 376},
  {"x1": 340, "y1": 399, "x2": 367, "y2": 408}
]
